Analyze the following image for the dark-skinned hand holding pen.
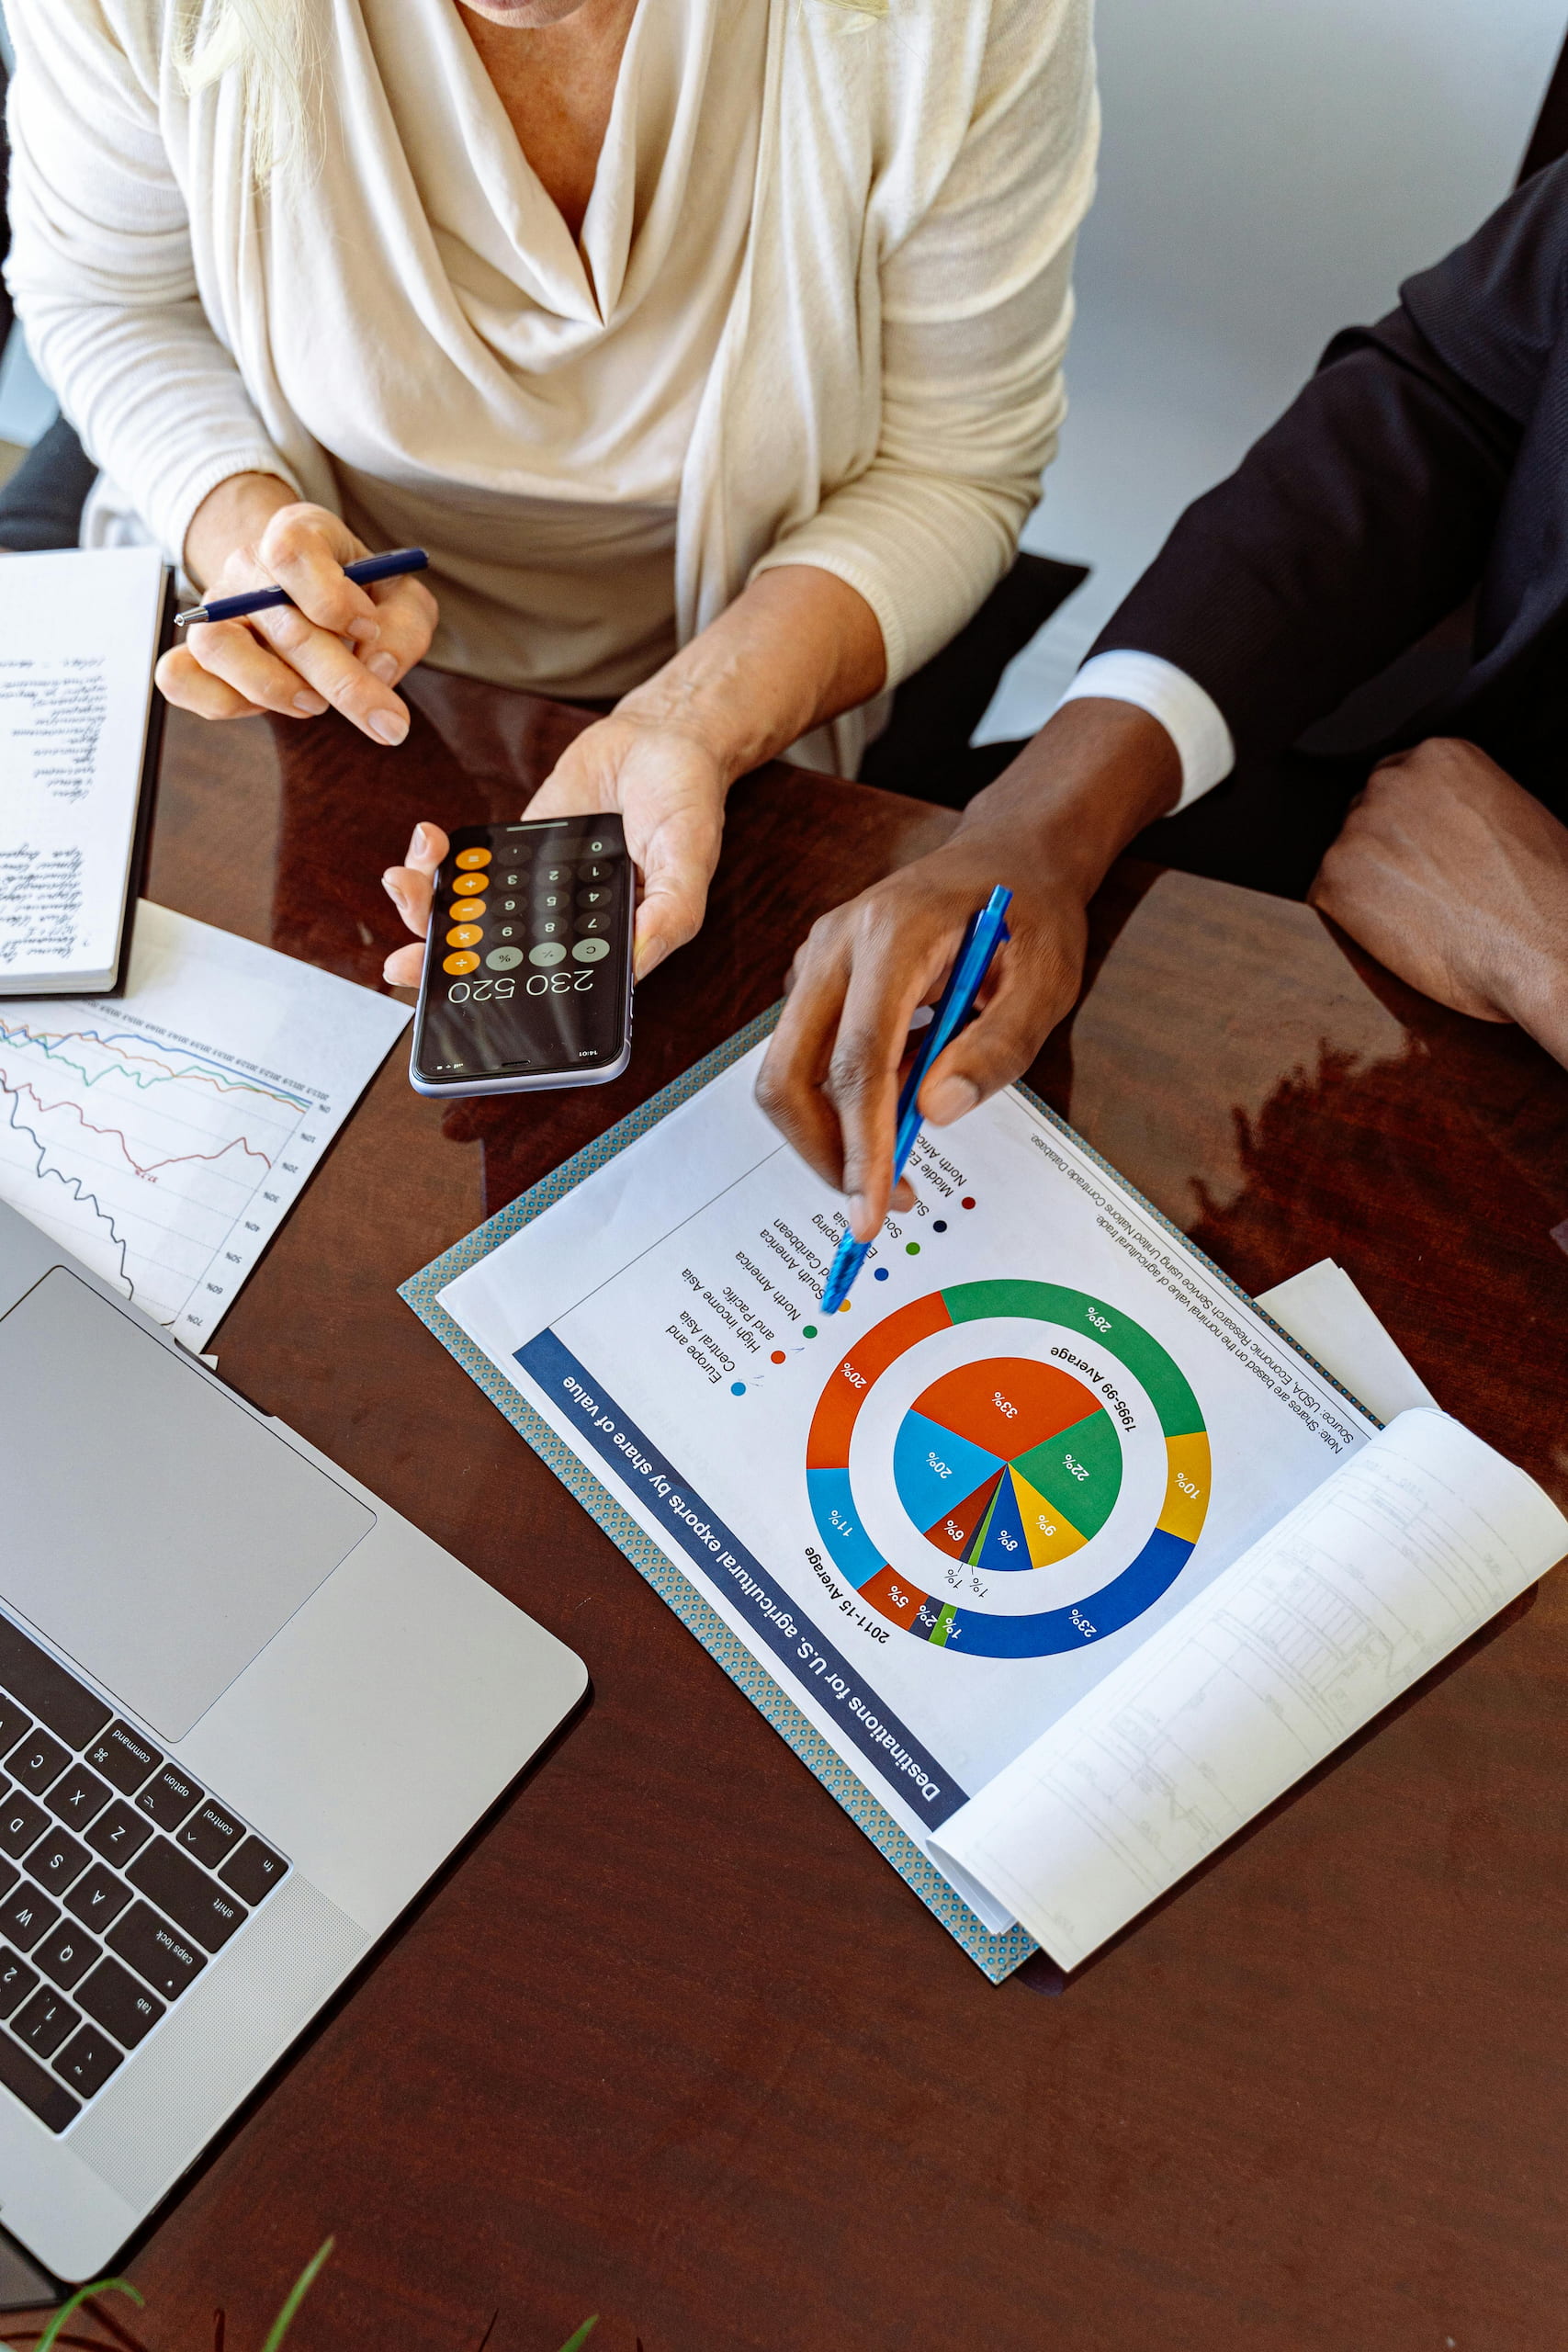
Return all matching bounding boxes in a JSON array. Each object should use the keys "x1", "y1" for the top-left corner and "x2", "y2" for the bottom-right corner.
[{"x1": 753, "y1": 697, "x2": 1185, "y2": 1240}]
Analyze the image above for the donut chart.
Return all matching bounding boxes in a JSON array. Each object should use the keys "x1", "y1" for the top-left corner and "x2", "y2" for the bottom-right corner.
[{"x1": 806, "y1": 1280, "x2": 1210, "y2": 1658}]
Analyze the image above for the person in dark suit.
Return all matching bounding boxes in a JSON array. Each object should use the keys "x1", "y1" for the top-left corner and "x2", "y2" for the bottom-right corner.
[{"x1": 757, "y1": 161, "x2": 1568, "y2": 1236}]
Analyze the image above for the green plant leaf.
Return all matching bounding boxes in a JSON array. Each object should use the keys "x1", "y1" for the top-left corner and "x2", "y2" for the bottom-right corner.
[
  {"x1": 259, "y1": 2238, "x2": 335, "y2": 2352},
  {"x1": 557, "y1": 2322, "x2": 599, "y2": 2352},
  {"x1": 32, "y1": 2278, "x2": 143, "y2": 2352}
]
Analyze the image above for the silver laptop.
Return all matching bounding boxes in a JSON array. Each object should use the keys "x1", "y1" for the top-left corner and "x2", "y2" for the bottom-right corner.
[{"x1": 0, "y1": 1203, "x2": 586, "y2": 2283}]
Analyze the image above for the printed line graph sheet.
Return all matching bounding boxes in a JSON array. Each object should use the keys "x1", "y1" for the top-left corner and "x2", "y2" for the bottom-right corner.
[{"x1": 0, "y1": 901, "x2": 410, "y2": 1343}]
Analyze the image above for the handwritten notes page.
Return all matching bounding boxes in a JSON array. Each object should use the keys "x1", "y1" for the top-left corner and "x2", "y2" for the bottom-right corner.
[
  {"x1": 933, "y1": 1408, "x2": 1568, "y2": 1968},
  {"x1": 0, "y1": 548, "x2": 167, "y2": 992}
]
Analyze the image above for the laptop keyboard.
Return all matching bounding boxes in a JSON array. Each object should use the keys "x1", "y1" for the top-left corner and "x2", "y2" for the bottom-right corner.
[{"x1": 0, "y1": 1614, "x2": 288, "y2": 2135}]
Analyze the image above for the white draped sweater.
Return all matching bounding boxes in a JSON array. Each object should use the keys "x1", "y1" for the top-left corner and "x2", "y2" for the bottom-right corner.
[{"x1": 4, "y1": 0, "x2": 1097, "y2": 772}]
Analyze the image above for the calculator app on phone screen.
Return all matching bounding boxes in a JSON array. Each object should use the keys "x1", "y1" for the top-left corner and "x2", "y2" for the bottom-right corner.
[{"x1": 410, "y1": 818, "x2": 633, "y2": 1096}]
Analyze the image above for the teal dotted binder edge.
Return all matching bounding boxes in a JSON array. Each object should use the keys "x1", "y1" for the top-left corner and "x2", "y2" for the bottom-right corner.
[{"x1": 399, "y1": 1004, "x2": 1377, "y2": 1989}]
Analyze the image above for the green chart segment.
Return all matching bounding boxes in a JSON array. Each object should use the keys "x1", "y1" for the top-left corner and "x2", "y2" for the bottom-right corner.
[{"x1": 806, "y1": 1280, "x2": 1210, "y2": 1659}]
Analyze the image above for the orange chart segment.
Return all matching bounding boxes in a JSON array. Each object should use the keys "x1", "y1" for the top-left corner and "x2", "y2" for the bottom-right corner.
[
  {"x1": 1010, "y1": 1469, "x2": 1089, "y2": 1568},
  {"x1": 911, "y1": 1357, "x2": 1100, "y2": 1464},
  {"x1": 807, "y1": 1290, "x2": 953, "y2": 1470}
]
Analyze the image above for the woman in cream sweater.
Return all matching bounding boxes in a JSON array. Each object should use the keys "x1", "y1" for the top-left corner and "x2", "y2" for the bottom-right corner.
[{"x1": 5, "y1": 0, "x2": 1096, "y2": 980}]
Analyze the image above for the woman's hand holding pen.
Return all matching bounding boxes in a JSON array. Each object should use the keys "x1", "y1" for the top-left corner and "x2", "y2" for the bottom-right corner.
[
  {"x1": 754, "y1": 700, "x2": 1185, "y2": 1237},
  {"x1": 156, "y1": 476, "x2": 438, "y2": 745}
]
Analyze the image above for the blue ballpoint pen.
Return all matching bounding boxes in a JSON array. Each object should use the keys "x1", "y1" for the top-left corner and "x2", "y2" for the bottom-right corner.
[
  {"x1": 819, "y1": 884, "x2": 1013, "y2": 1317},
  {"x1": 175, "y1": 546, "x2": 430, "y2": 627}
]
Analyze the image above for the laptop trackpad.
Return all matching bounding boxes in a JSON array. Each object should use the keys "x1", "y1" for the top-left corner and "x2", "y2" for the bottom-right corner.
[{"x1": 0, "y1": 1268, "x2": 374, "y2": 1741}]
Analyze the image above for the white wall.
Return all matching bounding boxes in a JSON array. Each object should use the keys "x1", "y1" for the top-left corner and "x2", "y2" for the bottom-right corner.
[
  {"x1": 0, "y1": 1, "x2": 53, "y2": 447},
  {"x1": 978, "y1": 0, "x2": 1568, "y2": 741}
]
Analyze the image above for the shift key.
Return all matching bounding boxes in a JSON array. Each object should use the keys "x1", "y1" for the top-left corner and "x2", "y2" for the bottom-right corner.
[{"x1": 128, "y1": 1838, "x2": 245, "y2": 1951}]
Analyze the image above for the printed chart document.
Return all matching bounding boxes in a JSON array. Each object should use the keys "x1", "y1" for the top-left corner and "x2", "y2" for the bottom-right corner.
[
  {"x1": 427, "y1": 1040, "x2": 1567, "y2": 1972},
  {"x1": 0, "y1": 547, "x2": 168, "y2": 994},
  {"x1": 0, "y1": 901, "x2": 411, "y2": 1344}
]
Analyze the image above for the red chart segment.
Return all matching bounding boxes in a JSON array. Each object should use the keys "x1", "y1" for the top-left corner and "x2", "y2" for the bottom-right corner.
[
  {"x1": 922, "y1": 1468, "x2": 1003, "y2": 1560},
  {"x1": 911, "y1": 1357, "x2": 1099, "y2": 1464}
]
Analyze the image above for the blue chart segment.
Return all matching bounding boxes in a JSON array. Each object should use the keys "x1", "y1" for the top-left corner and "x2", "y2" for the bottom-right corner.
[
  {"x1": 892, "y1": 1410, "x2": 1003, "y2": 1538},
  {"x1": 806, "y1": 1282, "x2": 1212, "y2": 1658}
]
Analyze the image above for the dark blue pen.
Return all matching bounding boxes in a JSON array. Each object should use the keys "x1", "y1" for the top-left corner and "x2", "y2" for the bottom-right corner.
[
  {"x1": 819, "y1": 885, "x2": 1013, "y2": 1317},
  {"x1": 175, "y1": 546, "x2": 429, "y2": 627}
]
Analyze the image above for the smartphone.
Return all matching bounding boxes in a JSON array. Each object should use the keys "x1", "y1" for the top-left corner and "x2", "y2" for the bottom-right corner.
[{"x1": 409, "y1": 815, "x2": 634, "y2": 1096}]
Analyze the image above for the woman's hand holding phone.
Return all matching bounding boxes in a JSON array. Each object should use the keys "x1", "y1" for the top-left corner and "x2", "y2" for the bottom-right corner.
[{"x1": 381, "y1": 707, "x2": 728, "y2": 989}]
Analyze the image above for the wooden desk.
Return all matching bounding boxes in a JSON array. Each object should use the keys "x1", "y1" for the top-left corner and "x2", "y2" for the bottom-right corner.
[{"x1": 21, "y1": 680, "x2": 1568, "y2": 2351}]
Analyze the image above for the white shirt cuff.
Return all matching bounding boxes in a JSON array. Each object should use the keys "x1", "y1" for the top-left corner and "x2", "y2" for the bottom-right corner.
[{"x1": 1057, "y1": 650, "x2": 1235, "y2": 812}]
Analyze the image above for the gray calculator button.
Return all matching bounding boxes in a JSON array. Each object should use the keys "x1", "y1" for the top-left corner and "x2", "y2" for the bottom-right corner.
[
  {"x1": 529, "y1": 942, "x2": 567, "y2": 967},
  {"x1": 578, "y1": 888, "x2": 609, "y2": 909},
  {"x1": 576, "y1": 912, "x2": 611, "y2": 934},
  {"x1": 485, "y1": 947, "x2": 524, "y2": 971},
  {"x1": 572, "y1": 937, "x2": 610, "y2": 964}
]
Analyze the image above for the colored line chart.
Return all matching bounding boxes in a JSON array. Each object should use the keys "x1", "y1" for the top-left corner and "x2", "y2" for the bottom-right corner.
[
  {"x1": 0, "y1": 1011, "x2": 314, "y2": 1335},
  {"x1": 807, "y1": 1281, "x2": 1211, "y2": 1658}
]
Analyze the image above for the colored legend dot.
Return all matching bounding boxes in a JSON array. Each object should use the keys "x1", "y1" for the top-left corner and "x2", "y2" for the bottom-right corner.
[
  {"x1": 874, "y1": 1267, "x2": 890, "y2": 1281},
  {"x1": 933, "y1": 1219, "x2": 948, "y2": 1233},
  {"x1": 905, "y1": 1241, "x2": 920, "y2": 1255},
  {"x1": 771, "y1": 1350, "x2": 786, "y2": 1364},
  {"x1": 961, "y1": 1196, "x2": 976, "y2": 1210},
  {"x1": 839, "y1": 1300, "x2": 852, "y2": 1312},
  {"x1": 730, "y1": 1382, "x2": 746, "y2": 1396},
  {"x1": 804, "y1": 1325, "x2": 818, "y2": 1339}
]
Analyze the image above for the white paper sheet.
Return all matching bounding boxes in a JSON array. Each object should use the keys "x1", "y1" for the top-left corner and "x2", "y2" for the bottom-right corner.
[
  {"x1": 0, "y1": 548, "x2": 167, "y2": 989},
  {"x1": 932, "y1": 1408, "x2": 1568, "y2": 1968},
  {"x1": 0, "y1": 900, "x2": 410, "y2": 1342},
  {"x1": 1257, "y1": 1258, "x2": 1438, "y2": 1423},
  {"x1": 436, "y1": 1044, "x2": 1383, "y2": 1930}
]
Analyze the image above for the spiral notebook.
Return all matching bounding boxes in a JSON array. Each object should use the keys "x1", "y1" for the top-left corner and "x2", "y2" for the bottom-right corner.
[{"x1": 0, "y1": 547, "x2": 171, "y2": 997}]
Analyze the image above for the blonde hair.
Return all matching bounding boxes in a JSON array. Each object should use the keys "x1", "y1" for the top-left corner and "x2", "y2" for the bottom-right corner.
[{"x1": 178, "y1": 0, "x2": 321, "y2": 177}]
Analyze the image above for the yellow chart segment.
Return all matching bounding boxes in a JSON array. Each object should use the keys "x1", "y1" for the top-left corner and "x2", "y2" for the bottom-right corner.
[
  {"x1": 1158, "y1": 1431, "x2": 1212, "y2": 1543},
  {"x1": 1011, "y1": 1469, "x2": 1089, "y2": 1568}
]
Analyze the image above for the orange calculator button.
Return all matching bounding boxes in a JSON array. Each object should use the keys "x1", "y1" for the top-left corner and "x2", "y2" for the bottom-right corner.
[
  {"x1": 451, "y1": 871, "x2": 487, "y2": 896},
  {"x1": 446, "y1": 923, "x2": 483, "y2": 949},
  {"x1": 455, "y1": 846, "x2": 492, "y2": 870},
  {"x1": 449, "y1": 899, "x2": 484, "y2": 922},
  {"x1": 443, "y1": 950, "x2": 480, "y2": 976}
]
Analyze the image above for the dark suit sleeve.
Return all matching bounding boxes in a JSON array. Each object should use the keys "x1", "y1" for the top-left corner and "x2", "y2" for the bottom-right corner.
[{"x1": 1089, "y1": 161, "x2": 1568, "y2": 761}]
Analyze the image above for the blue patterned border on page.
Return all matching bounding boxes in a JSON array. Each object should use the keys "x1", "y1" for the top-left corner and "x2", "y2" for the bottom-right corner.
[{"x1": 399, "y1": 1002, "x2": 1376, "y2": 1985}]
